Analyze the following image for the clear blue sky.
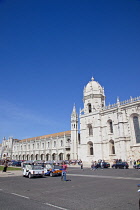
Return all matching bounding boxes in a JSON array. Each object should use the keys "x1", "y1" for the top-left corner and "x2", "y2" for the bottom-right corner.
[{"x1": 0, "y1": 0, "x2": 140, "y2": 142}]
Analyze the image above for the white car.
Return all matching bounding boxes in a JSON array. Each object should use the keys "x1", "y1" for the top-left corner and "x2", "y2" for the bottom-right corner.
[{"x1": 22, "y1": 164, "x2": 44, "y2": 179}]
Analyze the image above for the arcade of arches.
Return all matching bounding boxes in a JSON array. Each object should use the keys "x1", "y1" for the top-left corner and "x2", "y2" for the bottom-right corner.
[{"x1": 12, "y1": 153, "x2": 71, "y2": 161}]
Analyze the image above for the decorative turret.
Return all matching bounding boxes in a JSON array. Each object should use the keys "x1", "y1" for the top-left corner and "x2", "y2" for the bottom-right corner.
[{"x1": 83, "y1": 77, "x2": 105, "y2": 114}]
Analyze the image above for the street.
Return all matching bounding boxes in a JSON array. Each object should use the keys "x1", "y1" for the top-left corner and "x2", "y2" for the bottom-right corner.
[{"x1": 0, "y1": 167, "x2": 139, "y2": 210}]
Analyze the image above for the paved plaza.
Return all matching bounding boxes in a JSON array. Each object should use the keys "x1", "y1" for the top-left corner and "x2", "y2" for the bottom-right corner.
[{"x1": 0, "y1": 167, "x2": 139, "y2": 210}]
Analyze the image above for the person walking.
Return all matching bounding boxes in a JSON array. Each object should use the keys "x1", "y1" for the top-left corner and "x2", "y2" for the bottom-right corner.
[
  {"x1": 3, "y1": 159, "x2": 8, "y2": 172},
  {"x1": 80, "y1": 162, "x2": 83, "y2": 170},
  {"x1": 61, "y1": 162, "x2": 68, "y2": 181},
  {"x1": 101, "y1": 160, "x2": 104, "y2": 170},
  {"x1": 91, "y1": 162, "x2": 94, "y2": 170}
]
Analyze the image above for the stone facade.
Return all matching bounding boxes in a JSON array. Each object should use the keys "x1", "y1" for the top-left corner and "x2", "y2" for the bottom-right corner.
[
  {"x1": 78, "y1": 77, "x2": 140, "y2": 164},
  {"x1": 0, "y1": 131, "x2": 72, "y2": 161},
  {"x1": 0, "y1": 77, "x2": 140, "y2": 164}
]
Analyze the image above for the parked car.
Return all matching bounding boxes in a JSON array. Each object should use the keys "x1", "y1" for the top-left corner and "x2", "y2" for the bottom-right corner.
[
  {"x1": 22, "y1": 164, "x2": 44, "y2": 178},
  {"x1": 22, "y1": 160, "x2": 34, "y2": 168},
  {"x1": 133, "y1": 164, "x2": 140, "y2": 169},
  {"x1": 112, "y1": 162, "x2": 129, "y2": 169},
  {"x1": 11, "y1": 161, "x2": 21, "y2": 167},
  {"x1": 64, "y1": 160, "x2": 69, "y2": 164},
  {"x1": 96, "y1": 162, "x2": 110, "y2": 168},
  {"x1": 44, "y1": 164, "x2": 62, "y2": 177}
]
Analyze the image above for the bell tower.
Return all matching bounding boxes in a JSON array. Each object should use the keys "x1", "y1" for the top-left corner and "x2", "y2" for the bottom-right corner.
[
  {"x1": 83, "y1": 77, "x2": 105, "y2": 114},
  {"x1": 70, "y1": 104, "x2": 78, "y2": 160}
]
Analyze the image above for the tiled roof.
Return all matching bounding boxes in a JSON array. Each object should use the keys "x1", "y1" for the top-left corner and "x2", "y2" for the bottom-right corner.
[{"x1": 20, "y1": 131, "x2": 71, "y2": 142}]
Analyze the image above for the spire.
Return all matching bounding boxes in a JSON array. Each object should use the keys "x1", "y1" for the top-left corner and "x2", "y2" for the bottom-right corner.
[
  {"x1": 117, "y1": 97, "x2": 120, "y2": 103},
  {"x1": 71, "y1": 103, "x2": 78, "y2": 120},
  {"x1": 117, "y1": 96, "x2": 120, "y2": 107},
  {"x1": 72, "y1": 103, "x2": 76, "y2": 114},
  {"x1": 91, "y1": 76, "x2": 94, "y2": 81},
  {"x1": 102, "y1": 86, "x2": 105, "y2": 95}
]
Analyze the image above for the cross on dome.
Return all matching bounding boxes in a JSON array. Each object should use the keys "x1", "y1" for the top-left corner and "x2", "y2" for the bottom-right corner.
[{"x1": 91, "y1": 77, "x2": 94, "y2": 81}]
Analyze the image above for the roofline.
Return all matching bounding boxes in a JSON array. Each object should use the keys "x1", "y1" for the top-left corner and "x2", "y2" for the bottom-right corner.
[{"x1": 19, "y1": 131, "x2": 71, "y2": 143}]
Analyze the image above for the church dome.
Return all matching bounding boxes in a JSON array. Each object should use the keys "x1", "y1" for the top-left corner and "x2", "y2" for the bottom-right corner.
[{"x1": 84, "y1": 77, "x2": 104, "y2": 95}]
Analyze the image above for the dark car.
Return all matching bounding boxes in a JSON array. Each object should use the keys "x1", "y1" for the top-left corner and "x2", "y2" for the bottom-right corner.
[
  {"x1": 112, "y1": 162, "x2": 129, "y2": 169},
  {"x1": 12, "y1": 161, "x2": 21, "y2": 167},
  {"x1": 97, "y1": 162, "x2": 110, "y2": 168}
]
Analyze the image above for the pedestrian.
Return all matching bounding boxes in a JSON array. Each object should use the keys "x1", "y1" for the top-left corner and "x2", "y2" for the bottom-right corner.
[
  {"x1": 130, "y1": 158, "x2": 132, "y2": 166},
  {"x1": 21, "y1": 161, "x2": 23, "y2": 168},
  {"x1": 61, "y1": 162, "x2": 68, "y2": 181},
  {"x1": 3, "y1": 159, "x2": 8, "y2": 172},
  {"x1": 94, "y1": 161, "x2": 98, "y2": 170},
  {"x1": 134, "y1": 160, "x2": 136, "y2": 165},
  {"x1": 42, "y1": 161, "x2": 45, "y2": 168},
  {"x1": 101, "y1": 160, "x2": 104, "y2": 170},
  {"x1": 80, "y1": 162, "x2": 83, "y2": 170},
  {"x1": 91, "y1": 162, "x2": 94, "y2": 170}
]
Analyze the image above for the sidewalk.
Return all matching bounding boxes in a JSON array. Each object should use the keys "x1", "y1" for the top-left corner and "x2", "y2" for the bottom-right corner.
[{"x1": 0, "y1": 170, "x2": 22, "y2": 177}]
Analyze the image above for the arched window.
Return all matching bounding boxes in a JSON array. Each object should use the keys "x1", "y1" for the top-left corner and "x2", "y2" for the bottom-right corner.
[
  {"x1": 23, "y1": 155, "x2": 25, "y2": 160},
  {"x1": 59, "y1": 153, "x2": 63, "y2": 160},
  {"x1": 88, "y1": 103, "x2": 92, "y2": 113},
  {"x1": 67, "y1": 154, "x2": 70, "y2": 160},
  {"x1": 41, "y1": 154, "x2": 44, "y2": 160},
  {"x1": 109, "y1": 140, "x2": 115, "y2": 154},
  {"x1": 54, "y1": 141, "x2": 56, "y2": 147},
  {"x1": 67, "y1": 138, "x2": 71, "y2": 143},
  {"x1": 108, "y1": 120, "x2": 113, "y2": 133},
  {"x1": 46, "y1": 154, "x2": 49, "y2": 161},
  {"x1": 35, "y1": 154, "x2": 38, "y2": 160},
  {"x1": 109, "y1": 121, "x2": 113, "y2": 133},
  {"x1": 61, "y1": 140, "x2": 63, "y2": 147},
  {"x1": 52, "y1": 153, "x2": 56, "y2": 160},
  {"x1": 48, "y1": 142, "x2": 50, "y2": 148},
  {"x1": 27, "y1": 154, "x2": 29, "y2": 161},
  {"x1": 31, "y1": 154, "x2": 34, "y2": 160},
  {"x1": 87, "y1": 141, "x2": 93, "y2": 155},
  {"x1": 133, "y1": 116, "x2": 140, "y2": 143},
  {"x1": 88, "y1": 124, "x2": 93, "y2": 136}
]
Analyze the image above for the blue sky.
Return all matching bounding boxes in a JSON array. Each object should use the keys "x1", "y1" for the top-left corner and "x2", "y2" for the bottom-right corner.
[{"x1": 0, "y1": 0, "x2": 140, "y2": 142}]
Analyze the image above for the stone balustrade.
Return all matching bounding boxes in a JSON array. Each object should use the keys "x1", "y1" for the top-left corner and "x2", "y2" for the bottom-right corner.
[{"x1": 103, "y1": 96, "x2": 140, "y2": 110}]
